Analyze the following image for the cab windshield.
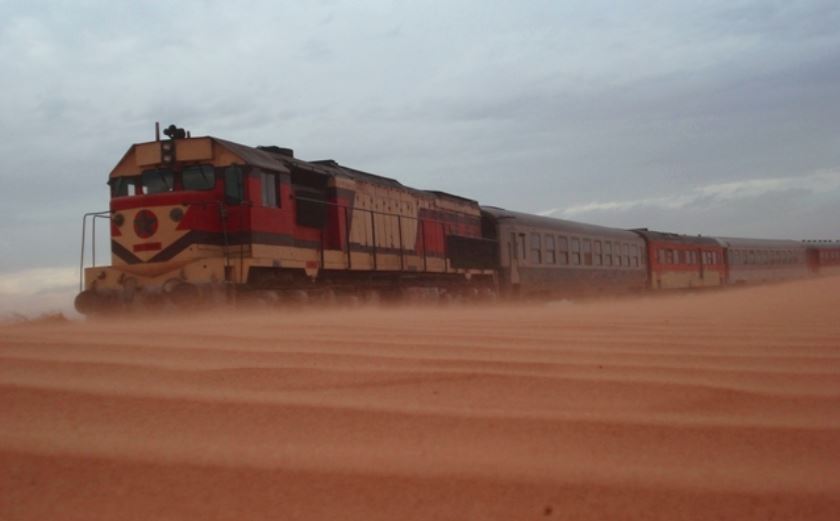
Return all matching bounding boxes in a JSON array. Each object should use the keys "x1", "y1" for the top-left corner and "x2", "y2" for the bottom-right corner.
[
  {"x1": 141, "y1": 168, "x2": 174, "y2": 194},
  {"x1": 182, "y1": 165, "x2": 216, "y2": 191}
]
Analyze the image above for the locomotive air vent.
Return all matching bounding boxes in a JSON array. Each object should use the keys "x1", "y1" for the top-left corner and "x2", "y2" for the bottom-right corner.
[{"x1": 258, "y1": 146, "x2": 294, "y2": 158}]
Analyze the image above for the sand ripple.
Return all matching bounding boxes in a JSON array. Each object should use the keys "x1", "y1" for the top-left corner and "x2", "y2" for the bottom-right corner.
[{"x1": 2, "y1": 277, "x2": 840, "y2": 519}]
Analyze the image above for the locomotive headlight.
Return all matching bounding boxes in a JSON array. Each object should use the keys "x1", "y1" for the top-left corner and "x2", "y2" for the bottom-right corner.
[
  {"x1": 112, "y1": 213, "x2": 125, "y2": 227},
  {"x1": 160, "y1": 140, "x2": 176, "y2": 164},
  {"x1": 169, "y1": 207, "x2": 184, "y2": 222}
]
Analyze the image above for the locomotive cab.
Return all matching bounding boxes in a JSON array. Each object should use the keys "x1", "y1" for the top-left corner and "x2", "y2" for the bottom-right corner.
[{"x1": 77, "y1": 130, "x2": 277, "y2": 313}]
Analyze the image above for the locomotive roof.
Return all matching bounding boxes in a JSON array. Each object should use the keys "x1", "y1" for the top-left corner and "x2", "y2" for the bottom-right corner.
[
  {"x1": 111, "y1": 136, "x2": 480, "y2": 203},
  {"x1": 425, "y1": 190, "x2": 479, "y2": 204},
  {"x1": 218, "y1": 138, "x2": 408, "y2": 190},
  {"x1": 801, "y1": 241, "x2": 840, "y2": 250},
  {"x1": 482, "y1": 206, "x2": 642, "y2": 241},
  {"x1": 631, "y1": 228, "x2": 720, "y2": 246},
  {"x1": 214, "y1": 138, "x2": 294, "y2": 173}
]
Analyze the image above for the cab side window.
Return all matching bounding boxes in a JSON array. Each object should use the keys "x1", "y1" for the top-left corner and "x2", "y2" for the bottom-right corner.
[
  {"x1": 224, "y1": 165, "x2": 244, "y2": 205},
  {"x1": 260, "y1": 171, "x2": 278, "y2": 208}
]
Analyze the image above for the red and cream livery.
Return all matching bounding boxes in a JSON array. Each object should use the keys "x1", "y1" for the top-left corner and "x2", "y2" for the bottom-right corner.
[
  {"x1": 76, "y1": 127, "x2": 496, "y2": 312},
  {"x1": 76, "y1": 125, "x2": 836, "y2": 313},
  {"x1": 631, "y1": 229, "x2": 726, "y2": 290}
]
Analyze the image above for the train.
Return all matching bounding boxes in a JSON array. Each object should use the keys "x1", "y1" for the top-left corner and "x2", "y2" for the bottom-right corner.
[{"x1": 75, "y1": 125, "x2": 840, "y2": 314}]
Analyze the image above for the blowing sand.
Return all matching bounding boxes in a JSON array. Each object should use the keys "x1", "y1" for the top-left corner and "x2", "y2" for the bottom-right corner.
[{"x1": 2, "y1": 276, "x2": 840, "y2": 520}]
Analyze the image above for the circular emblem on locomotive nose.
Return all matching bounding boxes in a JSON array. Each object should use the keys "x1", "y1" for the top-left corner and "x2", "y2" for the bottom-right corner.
[{"x1": 134, "y1": 209, "x2": 158, "y2": 239}]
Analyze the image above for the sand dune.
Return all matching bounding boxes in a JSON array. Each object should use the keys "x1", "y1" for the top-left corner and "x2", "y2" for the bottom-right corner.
[{"x1": 2, "y1": 277, "x2": 840, "y2": 520}]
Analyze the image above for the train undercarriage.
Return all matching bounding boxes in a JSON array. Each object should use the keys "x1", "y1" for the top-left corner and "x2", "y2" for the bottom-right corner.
[{"x1": 76, "y1": 257, "x2": 498, "y2": 315}]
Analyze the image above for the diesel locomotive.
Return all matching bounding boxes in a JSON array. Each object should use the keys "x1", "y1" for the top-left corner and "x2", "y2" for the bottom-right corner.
[
  {"x1": 75, "y1": 125, "x2": 838, "y2": 314},
  {"x1": 75, "y1": 125, "x2": 498, "y2": 314}
]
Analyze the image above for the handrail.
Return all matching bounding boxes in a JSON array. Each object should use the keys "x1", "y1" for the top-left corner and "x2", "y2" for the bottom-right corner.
[{"x1": 79, "y1": 210, "x2": 111, "y2": 292}]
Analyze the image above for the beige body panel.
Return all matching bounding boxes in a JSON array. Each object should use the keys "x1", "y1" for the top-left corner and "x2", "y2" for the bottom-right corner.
[
  {"x1": 84, "y1": 257, "x2": 230, "y2": 293},
  {"x1": 111, "y1": 138, "x2": 244, "y2": 177},
  {"x1": 111, "y1": 204, "x2": 191, "y2": 267},
  {"x1": 818, "y1": 266, "x2": 840, "y2": 276},
  {"x1": 251, "y1": 244, "x2": 453, "y2": 274},
  {"x1": 654, "y1": 271, "x2": 722, "y2": 289}
]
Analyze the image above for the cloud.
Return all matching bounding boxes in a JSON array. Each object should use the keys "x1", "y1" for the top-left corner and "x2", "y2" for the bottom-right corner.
[
  {"x1": 536, "y1": 169, "x2": 840, "y2": 240},
  {"x1": 550, "y1": 169, "x2": 840, "y2": 217},
  {"x1": 1, "y1": 0, "x2": 839, "y2": 271},
  {"x1": 0, "y1": 266, "x2": 78, "y2": 296}
]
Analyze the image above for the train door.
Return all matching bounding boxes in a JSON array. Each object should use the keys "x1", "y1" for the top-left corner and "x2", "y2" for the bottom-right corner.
[{"x1": 222, "y1": 165, "x2": 250, "y2": 281}]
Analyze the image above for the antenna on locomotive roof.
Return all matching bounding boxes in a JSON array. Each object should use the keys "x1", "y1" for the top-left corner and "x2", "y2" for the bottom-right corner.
[
  {"x1": 155, "y1": 121, "x2": 160, "y2": 142},
  {"x1": 163, "y1": 124, "x2": 187, "y2": 140}
]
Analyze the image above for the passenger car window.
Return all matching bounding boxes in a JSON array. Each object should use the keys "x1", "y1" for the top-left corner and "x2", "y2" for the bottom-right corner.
[
  {"x1": 583, "y1": 239, "x2": 592, "y2": 266},
  {"x1": 530, "y1": 233, "x2": 542, "y2": 264},
  {"x1": 604, "y1": 242, "x2": 612, "y2": 266},
  {"x1": 558, "y1": 236, "x2": 569, "y2": 265},
  {"x1": 545, "y1": 235, "x2": 556, "y2": 264},
  {"x1": 593, "y1": 240, "x2": 602, "y2": 266},
  {"x1": 571, "y1": 238, "x2": 581, "y2": 266}
]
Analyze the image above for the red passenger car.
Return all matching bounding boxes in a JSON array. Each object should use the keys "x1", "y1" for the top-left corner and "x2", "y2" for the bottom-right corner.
[
  {"x1": 805, "y1": 241, "x2": 840, "y2": 276},
  {"x1": 632, "y1": 230, "x2": 726, "y2": 289}
]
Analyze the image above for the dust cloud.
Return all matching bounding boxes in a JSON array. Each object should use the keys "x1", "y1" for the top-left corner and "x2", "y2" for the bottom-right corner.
[{"x1": 2, "y1": 276, "x2": 840, "y2": 520}]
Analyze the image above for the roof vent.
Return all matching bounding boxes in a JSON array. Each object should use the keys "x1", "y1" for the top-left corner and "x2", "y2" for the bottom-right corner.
[{"x1": 258, "y1": 146, "x2": 294, "y2": 158}]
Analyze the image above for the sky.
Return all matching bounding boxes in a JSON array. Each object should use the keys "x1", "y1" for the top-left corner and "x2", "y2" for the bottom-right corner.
[{"x1": 1, "y1": 0, "x2": 839, "y2": 313}]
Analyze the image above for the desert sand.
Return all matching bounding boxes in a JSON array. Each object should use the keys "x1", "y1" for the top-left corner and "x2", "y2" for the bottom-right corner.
[{"x1": 2, "y1": 276, "x2": 840, "y2": 520}]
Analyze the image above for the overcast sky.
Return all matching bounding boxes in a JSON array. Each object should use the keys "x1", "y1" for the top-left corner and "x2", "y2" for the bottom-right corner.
[{"x1": 1, "y1": 0, "x2": 839, "y2": 311}]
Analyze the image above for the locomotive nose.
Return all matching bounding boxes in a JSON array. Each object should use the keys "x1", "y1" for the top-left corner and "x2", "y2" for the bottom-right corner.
[{"x1": 133, "y1": 209, "x2": 159, "y2": 238}]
